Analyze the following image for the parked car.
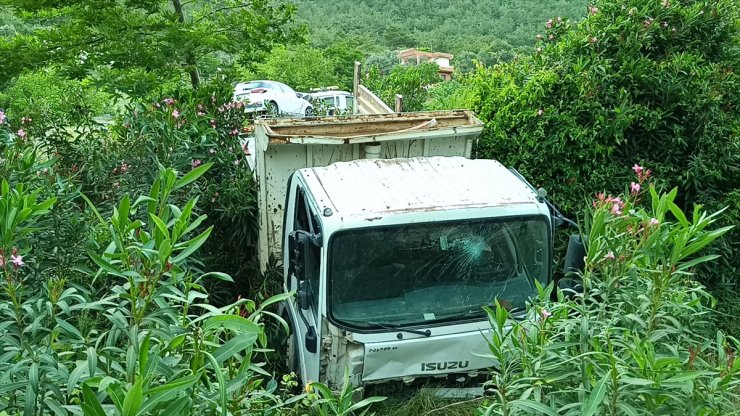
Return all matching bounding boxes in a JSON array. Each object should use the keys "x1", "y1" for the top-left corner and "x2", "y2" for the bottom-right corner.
[
  {"x1": 306, "y1": 88, "x2": 355, "y2": 115},
  {"x1": 233, "y1": 81, "x2": 314, "y2": 117}
]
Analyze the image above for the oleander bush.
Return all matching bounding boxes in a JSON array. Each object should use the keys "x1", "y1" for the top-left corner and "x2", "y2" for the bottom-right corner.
[{"x1": 479, "y1": 170, "x2": 738, "y2": 415}]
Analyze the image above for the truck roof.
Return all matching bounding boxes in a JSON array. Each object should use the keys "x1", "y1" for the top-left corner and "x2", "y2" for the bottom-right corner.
[{"x1": 301, "y1": 157, "x2": 541, "y2": 218}]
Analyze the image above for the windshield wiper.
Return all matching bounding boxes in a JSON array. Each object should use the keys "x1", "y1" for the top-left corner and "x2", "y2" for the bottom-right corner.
[{"x1": 368, "y1": 321, "x2": 431, "y2": 338}]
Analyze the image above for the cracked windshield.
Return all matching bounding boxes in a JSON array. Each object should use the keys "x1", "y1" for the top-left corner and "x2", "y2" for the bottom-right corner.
[{"x1": 331, "y1": 217, "x2": 549, "y2": 328}]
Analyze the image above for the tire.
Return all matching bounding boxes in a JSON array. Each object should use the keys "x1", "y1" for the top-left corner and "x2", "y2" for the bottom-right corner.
[{"x1": 305, "y1": 107, "x2": 314, "y2": 117}]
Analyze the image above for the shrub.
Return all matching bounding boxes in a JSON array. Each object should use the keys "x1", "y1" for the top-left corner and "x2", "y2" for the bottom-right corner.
[
  {"x1": 478, "y1": 175, "x2": 738, "y2": 415},
  {"x1": 365, "y1": 62, "x2": 442, "y2": 111},
  {"x1": 460, "y1": 0, "x2": 739, "y2": 292},
  {"x1": 0, "y1": 162, "x2": 298, "y2": 415},
  {"x1": 0, "y1": 69, "x2": 110, "y2": 129}
]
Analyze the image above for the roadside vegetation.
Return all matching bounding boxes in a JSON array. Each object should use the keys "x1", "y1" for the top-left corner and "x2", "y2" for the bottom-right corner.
[{"x1": 0, "y1": 0, "x2": 737, "y2": 414}]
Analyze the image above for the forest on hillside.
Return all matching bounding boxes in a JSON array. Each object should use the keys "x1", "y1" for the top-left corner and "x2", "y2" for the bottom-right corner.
[{"x1": 294, "y1": 0, "x2": 587, "y2": 69}]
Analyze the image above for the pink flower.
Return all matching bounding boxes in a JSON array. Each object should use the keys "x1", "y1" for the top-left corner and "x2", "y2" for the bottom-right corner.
[
  {"x1": 153, "y1": 102, "x2": 161, "y2": 109},
  {"x1": 536, "y1": 34, "x2": 543, "y2": 40},
  {"x1": 208, "y1": 148, "x2": 217, "y2": 155},
  {"x1": 662, "y1": 22, "x2": 668, "y2": 28},
  {"x1": 17, "y1": 129, "x2": 27, "y2": 139},
  {"x1": 545, "y1": 19, "x2": 553, "y2": 28},
  {"x1": 540, "y1": 308, "x2": 552, "y2": 319},
  {"x1": 611, "y1": 204, "x2": 622, "y2": 215},
  {"x1": 588, "y1": 5, "x2": 599, "y2": 15},
  {"x1": 21, "y1": 116, "x2": 31, "y2": 124},
  {"x1": 120, "y1": 162, "x2": 129, "y2": 174},
  {"x1": 11, "y1": 254, "x2": 24, "y2": 267},
  {"x1": 163, "y1": 98, "x2": 175, "y2": 106},
  {"x1": 662, "y1": 0, "x2": 670, "y2": 7},
  {"x1": 605, "y1": 251, "x2": 615, "y2": 260},
  {"x1": 172, "y1": 109, "x2": 180, "y2": 118},
  {"x1": 230, "y1": 129, "x2": 239, "y2": 136},
  {"x1": 0, "y1": 110, "x2": 6, "y2": 124},
  {"x1": 649, "y1": 218, "x2": 659, "y2": 226},
  {"x1": 197, "y1": 111, "x2": 206, "y2": 116},
  {"x1": 191, "y1": 159, "x2": 202, "y2": 169},
  {"x1": 632, "y1": 164, "x2": 644, "y2": 175},
  {"x1": 548, "y1": 34, "x2": 555, "y2": 41},
  {"x1": 197, "y1": 103, "x2": 205, "y2": 111},
  {"x1": 630, "y1": 182, "x2": 640, "y2": 194},
  {"x1": 644, "y1": 18, "x2": 654, "y2": 27},
  {"x1": 209, "y1": 119, "x2": 217, "y2": 128},
  {"x1": 536, "y1": 47, "x2": 542, "y2": 54},
  {"x1": 557, "y1": 16, "x2": 562, "y2": 23},
  {"x1": 537, "y1": 108, "x2": 544, "y2": 116},
  {"x1": 113, "y1": 181, "x2": 120, "y2": 189},
  {"x1": 589, "y1": 36, "x2": 598, "y2": 44},
  {"x1": 234, "y1": 159, "x2": 241, "y2": 166}
]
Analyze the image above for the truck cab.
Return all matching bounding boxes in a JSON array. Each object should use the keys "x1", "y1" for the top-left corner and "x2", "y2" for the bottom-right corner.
[{"x1": 283, "y1": 157, "x2": 551, "y2": 390}]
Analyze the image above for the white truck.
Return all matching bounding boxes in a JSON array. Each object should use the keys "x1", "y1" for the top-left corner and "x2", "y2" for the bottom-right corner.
[{"x1": 245, "y1": 110, "x2": 582, "y2": 395}]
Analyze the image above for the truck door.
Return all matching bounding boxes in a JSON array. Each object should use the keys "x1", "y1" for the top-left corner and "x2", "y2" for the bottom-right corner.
[{"x1": 285, "y1": 183, "x2": 322, "y2": 383}]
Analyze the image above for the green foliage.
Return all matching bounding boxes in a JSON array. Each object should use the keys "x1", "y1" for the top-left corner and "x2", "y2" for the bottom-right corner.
[
  {"x1": 252, "y1": 45, "x2": 341, "y2": 92},
  {"x1": 0, "y1": 69, "x2": 110, "y2": 128},
  {"x1": 295, "y1": 0, "x2": 587, "y2": 66},
  {"x1": 0, "y1": 0, "x2": 302, "y2": 95},
  {"x1": 0, "y1": 159, "x2": 299, "y2": 415},
  {"x1": 461, "y1": 0, "x2": 739, "y2": 288},
  {"x1": 478, "y1": 182, "x2": 738, "y2": 415},
  {"x1": 306, "y1": 369, "x2": 386, "y2": 416},
  {"x1": 365, "y1": 62, "x2": 441, "y2": 111}
]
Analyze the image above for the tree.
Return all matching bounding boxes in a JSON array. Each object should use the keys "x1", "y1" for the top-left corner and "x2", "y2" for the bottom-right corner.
[
  {"x1": 253, "y1": 45, "x2": 339, "y2": 92},
  {"x1": 365, "y1": 62, "x2": 441, "y2": 111},
  {"x1": 0, "y1": 0, "x2": 302, "y2": 96}
]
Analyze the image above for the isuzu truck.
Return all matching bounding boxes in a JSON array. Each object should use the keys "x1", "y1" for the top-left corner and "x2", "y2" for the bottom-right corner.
[{"x1": 244, "y1": 110, "x2": 580, "y2": 395}]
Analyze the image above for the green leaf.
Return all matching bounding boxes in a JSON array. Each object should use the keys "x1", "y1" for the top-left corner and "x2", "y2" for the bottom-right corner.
[
  {"x1": 139, "y1": 374, "x2": 200, "y2": 414},
  {"x1": 81, "y1": 384, "x2": 106, "y2": 416},
  {"x1": 171, "y1": 226, "x2": 213, "y2": 263},
  {"x1": 212, "y1": 332, "x2": 259, "y2": 364},
  {"x1": 87, "y1": 347, "x2": 97, "y2": 378},
  {"x1": 203, "y1": 352, "x2": 227, "y2": 416},
  {"x1": 149, "y1": 213, "x2": 170, "y2": 241},
  {"x1": 346, "y1": 396, "x2": 387, "y2": 413},
  {"x1": 43, "y1": 398, "x2": 69, "y2": 416},
  {"x1": 676, "y1": 255, "x2": 721, "y2": 272},
  {"x1": 582, "y1": 370, "x2": 610, "y2": 416},
  {"x1": 56, "y1": 318, "x2": 84, "y2": 342},
  {"x1": 173, "y1": 162, "x2": 213, "y2": 190},
  {"x1": 203, "y1": 315, "x2": 262, "y2": 334},
  {"x1": 511, "y1": 399, "x2": 559, "y2": 416},
  {"x1": 123, "y1": 379, "x2": 143, "y2": 416}
]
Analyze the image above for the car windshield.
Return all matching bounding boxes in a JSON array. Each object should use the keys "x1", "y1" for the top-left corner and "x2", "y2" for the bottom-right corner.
[{"x1": 329, "y1": 217, "x2": 549, "y2": 329}]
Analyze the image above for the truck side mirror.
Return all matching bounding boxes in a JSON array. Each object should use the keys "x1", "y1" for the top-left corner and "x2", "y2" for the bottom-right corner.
[{"x1": 560, "y1": 234, "x2": 586, "y2": 294}]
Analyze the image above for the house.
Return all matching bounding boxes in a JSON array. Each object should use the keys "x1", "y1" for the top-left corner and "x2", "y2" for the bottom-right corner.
[{"x1": 398, "y1": 48, "x2": 455, "y2": 80}]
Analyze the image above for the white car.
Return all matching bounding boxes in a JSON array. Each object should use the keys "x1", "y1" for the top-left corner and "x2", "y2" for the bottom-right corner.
[
  {"x1": 307, "y1": 89, "x2": 356, "y2": 116},
  {"x1": 233, "y1": 80, "x2": 314, "y2": 117}
]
